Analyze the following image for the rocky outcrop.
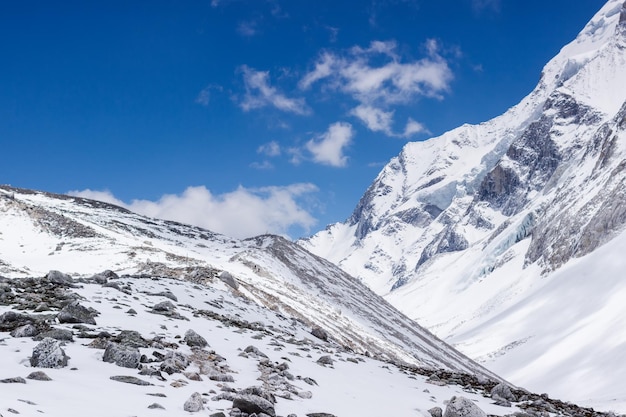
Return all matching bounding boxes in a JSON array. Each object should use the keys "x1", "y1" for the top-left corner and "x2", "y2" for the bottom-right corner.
[{"x1": 30, "y1": 338, "x2": 69, "y2": 368}]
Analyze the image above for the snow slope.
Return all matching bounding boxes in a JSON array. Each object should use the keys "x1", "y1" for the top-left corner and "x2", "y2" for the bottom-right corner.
[
  {"x1": 0, "y1": 185, "x2": 498, "y2": 379},
  {"x1": 301, "y1": 0, "x2": 626, "y2": 410}
]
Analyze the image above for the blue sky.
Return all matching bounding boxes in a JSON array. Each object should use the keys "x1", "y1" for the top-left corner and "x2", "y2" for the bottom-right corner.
[{"x1": 1, "y1": 0, "x2": 605, "y2": 239}]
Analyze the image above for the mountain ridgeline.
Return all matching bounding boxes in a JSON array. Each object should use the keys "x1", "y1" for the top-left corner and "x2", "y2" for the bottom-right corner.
[{"x1": 301, "y1": 0, "x2": 626, "y2": 408}]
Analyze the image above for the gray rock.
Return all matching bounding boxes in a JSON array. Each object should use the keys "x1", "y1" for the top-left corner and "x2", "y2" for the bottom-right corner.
[
  {"x1": 443, "y1": 396, "x2": 487, "y2": 417},
  {"x1": 0, "y1": 376, "x2": 26, "y2": 383},
  {"x1": 26, "y1": 371, "x2": 52, "y2": 381},
  {"x1": 184, "y1": 329, "x2": 208, "y2": 348},
  {"x1": 148, "y1": 403, "x2": 165, "y2": 410},
  {"x1": 306, "y1": 414, "x2": 337, "y2": 417},
  {"x1": 239, "y1": 386, "x2": 276, "y2": 404},
  {"x1": 232, "y1": 394, "x2": 276, "y2": 417},
  {"x1": 103, "y1": 342, "x2": 140, "y2": 368},
  {"x1": 429, "y1": 407, "x2": 443, "y2": 417},
  {"x1": 10, "y1": 324, "x2": 39, "y2": 338},
  {"x1": 58, "y1": 301, "x2": 98, "y2": 325},
  {"x1": 152, "y1": 300, "x2": 176, "y2": 312},
  {"x1": 209, "y1": 413, "x2": 226, "y2": 417},
  {"x1": 159, "y1": 351, "x2": 190, "y2": 375},
  {"x1": 183, "y1": 392, "x2": 204, "y2": 412},
  {"x1": 491, "y1": 382, "x2": 516, "y2": 402},
  {"x1": 311, "y1": 326, "x2": 329, "y2": 341},
  {"x1": 243, "y1": 345, "x2": 268, "y2": 358},
  {"x1": 218, "y1": 271, "x2": 239, "y2": 290},
  {"x1": 33, "y1": 328, "x2": 74, "y2": 342},
  {"x1": 110, "y1": 375, "x2": 152, "y2": 386},
  {"x1": 45, "y1": 270, "x2": 74, "y2": 286},
  {"x1": 114, "y1": 330, "x2": 150, "y2": 348},
  {"x1": 30, "y1": 337, "x2": 69, "y2": 368},
  {"x1": 316, "y1": 355, "x2": 333, "y2": 366}
]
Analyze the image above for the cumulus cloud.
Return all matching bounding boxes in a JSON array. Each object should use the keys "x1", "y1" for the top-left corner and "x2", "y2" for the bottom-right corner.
[
  {"x1": 402, "y1": 117, "x2": 428, "y2": 137},
  {"x1": 305, "y1": 122, "x2": 354, "y2": 167},
  {"x1": 239, "y1": 65, "x2": 310, "y2": 115},
  {"x1": 237, "y1": 20, "x2": 258, "y2": 37},
  {"x1": 300, "y1": 39, "x2": 453, "y2": 106},
  {"x1": 258, "y1": 140, "x2": 281, "y2": 156},
  {"x1": 68, "y1": 184, "x2": 319, "y2": 239},
  {"x1": 350, "y1": 105, "x2": 395, "y2": 136}
]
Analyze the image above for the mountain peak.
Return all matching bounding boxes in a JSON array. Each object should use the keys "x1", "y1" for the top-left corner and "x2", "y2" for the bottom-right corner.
[{"x1": 301, "y1": 0, "x2": 626, "y2": 409}]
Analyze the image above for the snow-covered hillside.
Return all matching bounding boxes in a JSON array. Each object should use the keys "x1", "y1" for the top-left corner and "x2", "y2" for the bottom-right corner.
[
  {"x1": 301, "y1": 0, "x2": 626, "y2": 411},
  {"x1": 1, "y1": 187, "x2": 608, "y2": 417}
]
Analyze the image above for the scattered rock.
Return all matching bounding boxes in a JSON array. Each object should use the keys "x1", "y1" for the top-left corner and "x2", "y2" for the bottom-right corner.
[
  {"x1": 491, "y1": 382, "x2": 517, "y2": 402},
  {"x1": 444, "y1": 396, "x2": 487, "y2": 417},
  {"x1": 159, "y1": 351, "x2": 190, "y2": 375},
  {"x1": 306, "y1": 414, "x2": 337, "y2": 417},
  {"x1": 183, "y1": 392, "x2": 204, "y2": 412},
  {"x1": 113, "y1": 330, "x2": 150, "y2": 348},
  {"x1": 126, "y1": 308, "x2": 137, "y2": 315},
  {"x1": 45, "y1": 270, "x2": 74, "y2": 286},
  {"x1": 218, "y1": 271, "x2": 238, "y2": 290},
  {"x1": 26, "y1": 371, "x2": 52, "y2": 381},
  {"x1": 232, "y1": 394, "x2": 276, "y2": 417},
  {"x1": 243, "y1": 345, "x2": 268, "y2": 358},
  {"x1": 429, "y1": 407, "x2": 443, "y2": 417},
  {"x1": 57, "y1": 301, "x2": 98, "y2": 325},
  {"x1": 153, "y1": 300, "x2": 176, "y2": 313},
  {"x1": 210, "y1": 413, "x2": 226, "y2": 417},
  {"x1": 30, "y1": 337, "x2": 69, "y2": 368},
  {"x1": 316, "y1": 355, "x2": 333, "y2": 366},
  {"x1": 239, "y1": 386, "x2": 276, "y2": 404},
  {"x1": 103, "y1": 342, "x2": 140, "y2": 368},
  {"x1": 0, "y1": 376, "x2": 26, "y2": 384},
  {"x1": 148, "y1": 403, "x2": 165, "y2": 410},
  {"x1": 184, "y1": 329, "x2": 208, "y2": 348},
  {"x1": 10, "y1": 324, "x2": 39, "y2": 338},
  {"x1": 310, "y1": 326, "x2": 328, "y2": 342},
  {"x1": 33, "y1": 328, "x2": 74, "y2": 342},
  {"x1": 110, "y1": 375, "x2": 152, "y2": 386}
]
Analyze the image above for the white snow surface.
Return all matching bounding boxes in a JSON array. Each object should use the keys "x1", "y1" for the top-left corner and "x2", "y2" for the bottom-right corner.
[{"x1": 302, "y1": 0, "x2": 626, "y2": 412}]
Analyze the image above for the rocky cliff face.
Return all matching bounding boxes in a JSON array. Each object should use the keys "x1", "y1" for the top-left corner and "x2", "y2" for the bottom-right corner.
[{"x1": 300, "y1": 0, "x2": 626, "y2": 408}]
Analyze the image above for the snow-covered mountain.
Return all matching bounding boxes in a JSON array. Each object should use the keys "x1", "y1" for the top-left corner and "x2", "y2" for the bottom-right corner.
[{"x1": 301, "y1": 0, "x2": 626, "y2": 411}]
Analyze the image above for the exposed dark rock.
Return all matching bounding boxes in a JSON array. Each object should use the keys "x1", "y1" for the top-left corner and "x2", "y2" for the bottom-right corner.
[
  {"x1": 184, "y1": 329, "x2": 208, "y2": 348},
  {"x1": 148, "y1": 403, "x2": 165, "y2": 410},
  {"x1": 113, "y1": 330, "x2": 150, "y2": 348},
  {"x1": 57, "y1": 301, "x2": 98, "y2": 325},
  {"x1": 103, "y1": 342, "x2": 140, "y2": 368},
  {"x1": 0, "y1": 376, "x2": 26, "y2": 384},
  {"x1": 30, "y1": 337, "x2": 69, "y2": 368},
  {"x1": 491, "y1": 382, "x2": 516, "y2": 402},
  {"x1": 306, "y1": 414, "x2": 337, "y2": 417},
  {"x1": 110, "y1": 375, "x2": 152, "y2": 386},
  {"x1": 26, "y1": 371, "x2": 52, "y2": 381},
  {"x1": 232, "y1": 394, "x2": 276, "y2": 417},
  {"x1": 243, "y1": 345, "x2": 268, "y2": 358},
  {"x1": 310, "y1": 326, "x2": 328, "y2": 342},
  {"x1": 33, "y1": 328, "x2": 74, "y2": 342},
  {"x1": 239, "y1": 386, "x2": 276, "y2": 404},
  {"x1": 45, "y1": 270, "x2": 74, "y2": 286},
  {"x1": 184, "y1": 392, "x2": 205, "y2": 412}
]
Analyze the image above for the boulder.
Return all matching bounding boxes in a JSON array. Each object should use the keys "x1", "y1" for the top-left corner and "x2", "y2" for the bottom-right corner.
[
  {"x1": 184, "y1": 329, "x2": 208, "y2": 348},
  {"x1": 33, "y1": 328, "x2": 74, "y2": 342},
  {"x1": 10, "y1": 324, "x2": 39, "y2": 338},
  {"x1": 184, "y1": 392, "x2": 204, "y2": 412},
  {"x1": 27, "y1": 371, "x2": 52, "y2": 381},
  {"x1": 30, "y1": 337, "x2": 69, "y2": 368},
  {"x1": 45, "y1": 270, "x2": 74, "y2": 286},
  {"x1": 232, "y1": 394, "x2": 276, "y2": 417},
  {"x1": 429, "y1": 407, "x2": 443, "y2": 417},
  {"x1": 218, "y1": 271, "x2": 239, "y2": 290},
  {"x1": 103, "y1": 342, "x2": 140, "y2": 368},
  {"x1": 311, "y1": 326, "x2": 329, "y2": 341},
  {"x1": 443, "y1": 396, "x2": 487, "y2": 417},
  {"x1": 110, "y1": 375, "x2": 152, "y2": 386},
  {"x1": 491, "y1": 382, "x2": 517, "y2": 402},
  {"x1": 316, "y1": 355, "x2": 334, "y2": 366},
  {"x1": 159, "y1": 351, "x2": 190, "y2": 375},
  {"x1": 57, "y1": 301, "x2": 98, "y2": 325}
]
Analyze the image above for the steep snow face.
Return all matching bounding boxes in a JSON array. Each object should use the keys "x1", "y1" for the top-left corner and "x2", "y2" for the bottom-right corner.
[
  {"x1": 301, "y1": 0, "x2": 626, "y2": 410},
  {"x1": 0, "y1": 185, "x2": 498, "y2": 380}
]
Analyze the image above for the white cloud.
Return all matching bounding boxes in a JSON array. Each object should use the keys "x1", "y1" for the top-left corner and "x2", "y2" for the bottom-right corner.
[
  {"x1": 240, "y1": 65, "x2": 310, "y2": 115},
  {"x1": 258, "y1": 140, "x2": 281, "y2": 157},
  {"x1": 402, "y1": 117, "x2": 428, "y2": 137},
  {"x1": 250, "y1": 160, "x2": 274, "y2": 170},
  {"x1": 350, "y1": 105, "x2": 394, "y2": 136},
  {"x1": 300, "y1": 40, "x2": 453, "y2": 106},
  {"x1": 472, "y1": 0, "x2": 501, "y2": 12},
  {"x1": 68, "y1": 184, "x2": 319, "y2": 240},
  {"x1": 237, "y1": 20, "x2": 258, "y2": 37},
  {"x1": 305, "y1": 122, "x2": 354, "y2": 167},
  {"x1": 195, "y1": 84, "x2": 222, "y2": 107}
]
